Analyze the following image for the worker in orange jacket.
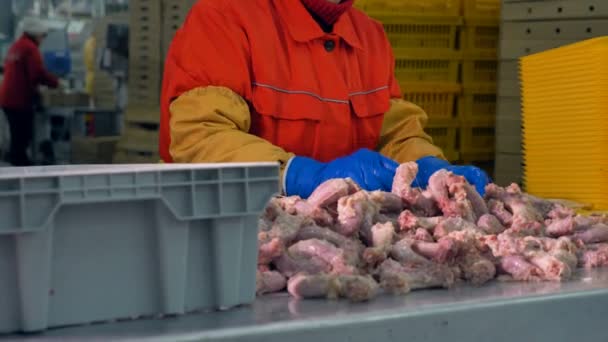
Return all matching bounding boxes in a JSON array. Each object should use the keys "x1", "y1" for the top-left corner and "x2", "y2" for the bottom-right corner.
[{"x1": 161, "y1": 0, "x2": 490, "y2": 197}]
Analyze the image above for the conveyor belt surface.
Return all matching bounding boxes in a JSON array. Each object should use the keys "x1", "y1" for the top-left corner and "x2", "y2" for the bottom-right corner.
[{"x1": 12, "y1": 269, "x2": 608, "y2": 342}]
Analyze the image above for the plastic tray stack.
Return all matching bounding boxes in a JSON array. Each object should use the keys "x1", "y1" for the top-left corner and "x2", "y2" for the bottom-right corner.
[
  {"x1": 495, "y1": 0, "x2": 608, "y2": 186},
  {"x1": 520, "y1": 37, "x2": 608, "y2": 210},
  {"x1": 0, "y1": 163, "x2": 280, "y2": 333}
]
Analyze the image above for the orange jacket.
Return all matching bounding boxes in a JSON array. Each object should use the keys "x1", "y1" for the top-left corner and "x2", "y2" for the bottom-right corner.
[{"x1": 161, "y1": 0, "x2": 443, "y2": 176}]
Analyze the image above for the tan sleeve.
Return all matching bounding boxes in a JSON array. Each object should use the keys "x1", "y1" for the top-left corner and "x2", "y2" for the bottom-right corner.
[
  {"x1": 169, "y1": 85, "x2": 295, "y2": 182},
  {"x1": 378, "y1": 98, "x2": 445, "y2": 163}
]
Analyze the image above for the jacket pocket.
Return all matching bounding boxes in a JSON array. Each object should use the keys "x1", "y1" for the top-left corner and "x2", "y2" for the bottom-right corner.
[
  {"x1": 251, "y1": 84, "x2": 326, "y2": 158},
  {"x1": 349, "y1": 86, "x2": 391, "y2": 150}
]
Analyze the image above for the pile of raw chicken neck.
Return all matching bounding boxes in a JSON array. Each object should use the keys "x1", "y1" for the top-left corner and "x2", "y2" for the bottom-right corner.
[{"x1": 257, "y1": 163, "x2": 608, "y2": 301}]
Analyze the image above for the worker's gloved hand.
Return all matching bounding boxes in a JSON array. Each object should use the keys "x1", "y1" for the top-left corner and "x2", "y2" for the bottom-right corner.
[
  {"x1": 414, "y1": 156, "x2": 490, "y2": 195},
  {"x1": 285, "y1": 149, "x2": 398, "y2": 198}
]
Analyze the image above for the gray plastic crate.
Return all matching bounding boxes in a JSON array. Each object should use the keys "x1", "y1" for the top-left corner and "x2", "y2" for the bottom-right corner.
[
  {"x1": 494, "y1": 153, "x2": 523, "y2": 186},
  {"x1": 496, "y1": 96, "x2": 521, "y2": 120},
  {"x1": 499, "y1": 39, "x2": 578, "y2": 59},
  {"x1": 496, "y1": 116, "x2": 522, "y2": 154},
  {"x1": 498, "y1": 60, "x2": 519, "y2": 81},
  {"x1": 501, "y1": 20, "x2": 608, "y2": 41},
  {"x1": 497, "y1": 79, "x2": 521, "y2": 97},
  {"x1": 502, "y1": 1, "x2": 608, "y2": 21},
  {"x1": 0, "y1": 163, "x2": 279, "y2": 333}
]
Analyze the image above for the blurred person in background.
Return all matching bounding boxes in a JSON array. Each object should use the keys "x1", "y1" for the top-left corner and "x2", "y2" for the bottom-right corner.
[
  {"x1": 83, "y1": 35, "x2": 96, "y2": 96},
  {"x1": 0, "y1": 18, "x2": 59, "y2": 166}
]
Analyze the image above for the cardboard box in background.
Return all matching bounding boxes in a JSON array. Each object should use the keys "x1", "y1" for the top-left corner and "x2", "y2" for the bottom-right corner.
[
  {"x1": 42, "y1": 90, "x2": 90, "y2": 108},
  {"x1": 128, "y1": 0, "x2": 163, "y2": 107},
  {"x1": 71, "y1": 136, "x2": 120, "y2": 164},
  {"x1": 161, "y1": 0, "x2": 198, "y2": 57}
]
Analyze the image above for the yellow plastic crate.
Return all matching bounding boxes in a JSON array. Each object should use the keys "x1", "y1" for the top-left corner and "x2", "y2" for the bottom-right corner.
[
  {"x1": 455, "y1": 158, "x2": 495, "y2": 180},
  {"x1": 443, "y1": 150, "x2": 460, "y2": 162},
  {"x1": 462, "y1": 0, "x2": 500, "y2": 19},
  {"x1": 460, "y1": 19, "x2": 500, "y2": 51},
  {"x1": 371, "y1": 15, "x2": 462, "y2": 50},
  {"x1": 426, "y1": 119, "x2": 459, "y2": 155},
  {"x1": 459, "y1": 151, "x2": 495, "y2": 163},
  {"x1": 521, "y1": 37, "x2": 608, "y2": 209},
  {"x1": 459, "y1": 119, "x2": 495, "y2": 154},
  {"x1": 356, "y1": 0, "x2": 461, "y2": 16},
  {"x1": 459, "y1": 84, "x2": 497, "y2": 121},
  {"x1": 394, "y1": 50, "x2": 462, "y2": 82},
  {"x1": 401, "y1": 82, "x2": 461, "y2": 119},
  {"x1": 462, "y1": 51, "x2": 498, "y2": 85}
]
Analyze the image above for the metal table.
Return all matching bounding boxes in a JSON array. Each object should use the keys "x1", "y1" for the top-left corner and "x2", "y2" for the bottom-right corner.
[{"x1": 12, "y1": 269, "x2": 608, "y2": 341}]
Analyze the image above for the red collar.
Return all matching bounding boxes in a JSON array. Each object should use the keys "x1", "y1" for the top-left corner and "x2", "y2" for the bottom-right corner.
[
  {"x1": 301, "y1": 0, "x2": 354, "y2": 26},
  {"x1": 276, "y1": 0, "x2": 362, "y2": 49}
]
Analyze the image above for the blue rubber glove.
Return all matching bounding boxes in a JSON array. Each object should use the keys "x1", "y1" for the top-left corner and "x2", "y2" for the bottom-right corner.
[
  {"x1": 285, "y1": 149, "x2": 399, "y2": 198},
  {"x1": 414, "y1": 156, "x2": 490, "y2": 196}
]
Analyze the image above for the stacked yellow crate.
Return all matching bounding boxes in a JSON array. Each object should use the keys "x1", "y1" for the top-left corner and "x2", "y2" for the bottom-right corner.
[
  {"x1": 357, "y1": 0, "x2": 463, "y2": 162},
  {"x1": 520, "y1": 37, "x2": 608, "y2": 210},
  {"x1": 459, "y1": 0, "x2": 500, "y2": 165}
]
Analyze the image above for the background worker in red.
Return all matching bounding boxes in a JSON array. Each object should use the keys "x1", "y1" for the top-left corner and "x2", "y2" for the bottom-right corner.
[
  {"x1": 161, "y1": 0, "x2": 490, "y2": 196},
  {"x1": 0, "y1": 18, "x2": 59, "y2": 166}
]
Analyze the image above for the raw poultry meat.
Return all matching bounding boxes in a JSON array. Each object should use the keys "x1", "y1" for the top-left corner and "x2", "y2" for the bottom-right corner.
[
  {"x1": 574, "y1": 223, "x2": 608, "y2": 244},
  {"x1": 287, "y1": 273, "x2": 379, "y2": 301},
  {"x1": 295, "y1": 224, "x2": 363, "y2": 265},
  {"x1": 307, "y1": 178, "x2": 360, "y2": 209},
  {"x1": 285, "y1": 239, "x2": 357, "y2": 276},
  {"x1": 428, "y1": 170, "x2": 476, "y2": 222},
  {"x1": 377, "y1": 259, "x2": 455, "y2": 292},
  {"x1": 454, "y1": 240, "x2": 496, "y2": 286},
  {"x1": 390, "y1": 238, "x2": 436, "y2": 267},
  {"x1": 545, "y1": 216, "x2": 575, "y2": 237},
  {"x1": 270, "y1": 196, "x2": 333, "y2": 227},
  {"x1": 257, "y1": 268, "x2": 287, "y2": 295},
  {"x1": 258, "y1": 213, "x2": 308, "y2": 264},
  {"x1": 485, "y1": 184, "x2": 544, "y2": 229},
  {"x1": 477, "y1": 214, "x2": 506, "y2": 234},
  {"x1": 412, "y1": 238, "x2": 458, "y2": 264},
  {"x1": 433, "y1": 217, "x2": 481, "y2": 239},
  {"x1": 392, "y1": 163, "x2": 440, "y2": 217},
  {"x1": 413, "y1": 228, "x2": 435, "y2": 242},
  {"x1": 579, "y1": 244, "x2": 608, "y2": 269},
  {"x1": 487, "y1": 199, "x2": 513, "y2": 227},
  {"x1": 362, "y1": 222, "x2": 397, "y2": 267},
  {"x1": 336, "y1": 191, "x2": 379, "y2": 237},
  {"x1": 498, "y1": 255, "x2": 542, "y2": 281},
  {"x1": 274, "y1": 249, "x2": 331, "y2": 277},
  {"x1": 398, "y1": 210, "x2": 442, "y2": 232},
  {"x1": 257, "y1": 162, "x2": 608, "y2": 302}
]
